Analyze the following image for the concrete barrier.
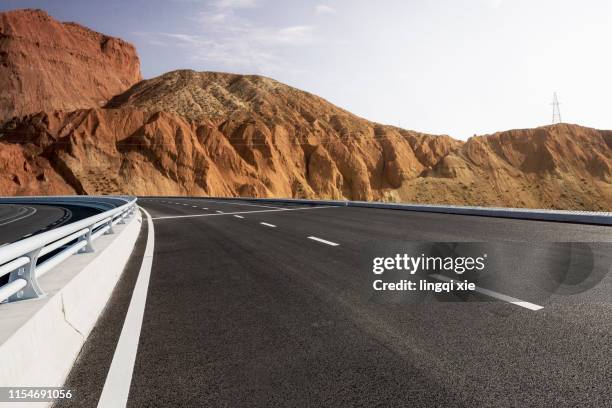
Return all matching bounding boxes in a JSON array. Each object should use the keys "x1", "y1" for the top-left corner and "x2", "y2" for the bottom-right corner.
[{"x1": 0, "y1": 211, "x2": 142, "y2": 407}]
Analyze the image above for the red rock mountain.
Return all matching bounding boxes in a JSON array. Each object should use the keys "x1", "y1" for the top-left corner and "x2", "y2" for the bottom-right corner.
[
  {"x1": 0, "y1": 9, "x2": 141, "y2": 122},
  {"x1": 0, "y1": 70, "x2": 461, "y2": 201},
  {"x1": 0, "y1": 9, "x2": 610, "y2": 211}
]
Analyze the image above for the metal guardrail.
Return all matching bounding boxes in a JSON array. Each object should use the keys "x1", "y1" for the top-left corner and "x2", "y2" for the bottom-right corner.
[{"x1": 0, "y1": 197, "x2": 138, "y2": 304}]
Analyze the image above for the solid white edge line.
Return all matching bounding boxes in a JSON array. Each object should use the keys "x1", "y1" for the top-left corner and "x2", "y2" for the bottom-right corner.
[
  {"x1": 429, "y1": 274, "x2": 543, "y2": 311},
  {"x1": 307, "y1": 236, "x2": 339, "y2": 246},
  {"x1": 195, "y1": 199, "x2": 285, "y2": 210},
  {"x1": 152, "y1": 206, "x2": 335, "y2": 220},
  {"x1": 97, "y1": 206, "x2": 155, "y2": 408},
  {"x1": 260, "y1": 222, "x2": 276, "y2": 227},
  {"x1": 0, "y1": 206, "x2": 28, "y2": 223},
  {"x1": 0, "y1": 206, "x2": 37, "y2": 226}
]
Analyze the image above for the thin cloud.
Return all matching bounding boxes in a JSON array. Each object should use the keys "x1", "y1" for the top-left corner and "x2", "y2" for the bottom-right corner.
[
  {"x1": 268, "y1": 26, "x2": 314, "y2": 44},
  {"x1": 137, "y1": 1, "x2": 315, "y2": 74},
  {"x1": 315, "y1": 4, "x2": 336, "y2": 15},
  {"x1": 214, "y1": 0, "x2": 258, "y2": 9}
]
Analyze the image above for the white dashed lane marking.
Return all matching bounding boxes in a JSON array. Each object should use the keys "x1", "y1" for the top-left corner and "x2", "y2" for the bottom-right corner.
[
  {"x1": 260, "y1": 222, "x2": 276, "y2": 228},
  {"x1": 234, "y1": 215, "x2": 244, "y2": 219},
  {"x1": 307, "y1": 236, "x2": 339, "y2": 246},
  {"x1": 429, "y1": 274, "x2": 543, "y2": 311}
]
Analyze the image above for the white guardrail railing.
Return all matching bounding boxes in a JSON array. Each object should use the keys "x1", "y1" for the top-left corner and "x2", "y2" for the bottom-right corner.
[{"x1": 0, "y1": 197, "x2": 138, "y2": 304}]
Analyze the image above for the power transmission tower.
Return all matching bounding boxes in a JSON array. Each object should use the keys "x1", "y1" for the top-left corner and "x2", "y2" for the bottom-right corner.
[{"x1": 551, "y1": 92, "x2": 562, "y2": 124}]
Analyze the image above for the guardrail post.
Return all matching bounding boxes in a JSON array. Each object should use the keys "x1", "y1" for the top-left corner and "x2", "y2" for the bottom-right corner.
[
  {"x1": 8, "y1": 248, "x2": 44, "y2": 302},
  {"x1": 105, "y1": 219, "x2": 115, "y2": 235},
  {"x1": 78, "y1": 226, "x2": 94, "y2": 253}
]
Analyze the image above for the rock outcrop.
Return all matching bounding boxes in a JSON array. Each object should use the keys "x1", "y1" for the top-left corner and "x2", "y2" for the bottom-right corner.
[
  {"x1": 0, "y1": 99, "x2": 459, "y2": 201},
  {"x1": 0, "y1": 9, "x2": 141, "y2": 123},
  {"x1": 399, "y1": 124, "x2": 612, "y2": 210},
  {"x1": 1, "y1": 73, "x2": 610, "y2": 210}
]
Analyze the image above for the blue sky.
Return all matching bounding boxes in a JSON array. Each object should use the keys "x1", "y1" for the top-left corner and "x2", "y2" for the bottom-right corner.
[{"x1": 2, "y1": 0, "x2": 612, "y2": 139}]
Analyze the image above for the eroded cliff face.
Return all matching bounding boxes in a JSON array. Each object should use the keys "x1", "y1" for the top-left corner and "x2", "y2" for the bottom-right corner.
[
  {"x1": 0, "y1": 9, "x2": 141, "y2": 122},
  {"x1": 0, "y1": 105, "x2": 459, "y2": 201},
  {"x1": 1, "y1": 102, "x2": 610, "y2": 210},
  {"x1": 397, "y1": 125, "x2": 612, "y2": 210}
]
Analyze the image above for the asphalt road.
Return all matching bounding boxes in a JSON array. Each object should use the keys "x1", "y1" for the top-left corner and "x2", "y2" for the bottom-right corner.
[
  {"x1": 0, "y1": 204, "x2": 101, "y2": 246},
  {"x1": 0, "y1": 203, "x2": 102, "y2": 288},
  {"x1": 0, "y1": 204, "x2": 65, "y2": 245},
  {"x1": 57, "y1": 198, "x2": 612, "y2": 407}
]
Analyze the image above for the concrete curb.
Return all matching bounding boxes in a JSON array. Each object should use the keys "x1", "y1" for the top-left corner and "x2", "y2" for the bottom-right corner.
[
  {"x1": 0, "y1": 211, "x2": 142, "y2": 407},
  {"x1": 172, "y1": 196, "x2": 612, "y2": 226}
]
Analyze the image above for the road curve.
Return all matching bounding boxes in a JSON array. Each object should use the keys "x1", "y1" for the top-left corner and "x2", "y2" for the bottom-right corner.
[
  {"x1": 0, "y1": 204, "x2": 102, "y2": 246},
  {"x1": 57, "y1": 198, "x2": 612, "y2": 408}
]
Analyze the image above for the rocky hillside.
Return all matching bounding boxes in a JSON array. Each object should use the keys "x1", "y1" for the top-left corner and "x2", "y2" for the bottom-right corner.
[
  {"x1": 0, "y1": 9, "x2": 610, "y2": 210},
  {"x1": 0, "y1": 9, "x2": 141, "y2": 122},
  {"x1": 0, "y1": 87, "x2": 460, "y2": 201},
  {"x1": 1, "y1": 70, "x2": 611, "y2": 210},
  {"x1": 398, "y1": 124, "x2": 612, "y2": 210}
]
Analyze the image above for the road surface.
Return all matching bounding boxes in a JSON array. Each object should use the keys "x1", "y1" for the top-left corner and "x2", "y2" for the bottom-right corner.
[
  {"x1": 0, "y1": 203, "x2": 102, "y2": 246},
  {"x1": 57, "y1": 198, "x2": 612, "y2": 407},
  {"x1": 0, "y1": 204, "x2": 68, "y2": 246},
  {"x1": 0, "y1": 203, "x2": 103, "y2": 287}
]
